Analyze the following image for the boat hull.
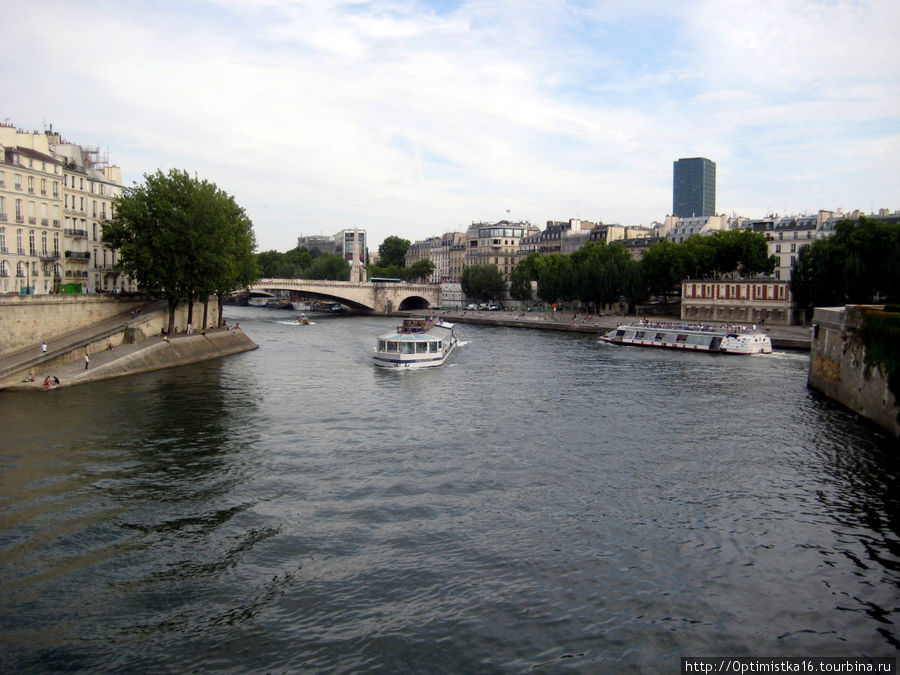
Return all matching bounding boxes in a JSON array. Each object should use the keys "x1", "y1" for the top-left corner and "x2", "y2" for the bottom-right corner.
[
  {"x1": 599, "y1": 324, "x2": 772, "y2": 355},
  {"x1": 373, "y1": 318, "x2": 458, "y2": 369}
]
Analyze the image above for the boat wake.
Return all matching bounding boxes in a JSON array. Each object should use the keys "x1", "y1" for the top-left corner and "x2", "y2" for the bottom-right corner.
[{"x1": 278, "y1": 320, "x2": 315, "y2": 326}]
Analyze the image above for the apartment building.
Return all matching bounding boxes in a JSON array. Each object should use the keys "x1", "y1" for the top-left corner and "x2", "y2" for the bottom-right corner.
[
  {"x1": 465, "y1": 220, "x2": 539, "y2": 282},
  {"x1": 0, "y1": 123, "x2": 132, "y2": 294},
  {"x1": 405, "y1": 231, "x2": 465, "y2": 283}
]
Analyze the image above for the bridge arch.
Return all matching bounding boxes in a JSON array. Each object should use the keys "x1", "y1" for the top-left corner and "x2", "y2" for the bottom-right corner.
[{"x1": 248, "y1": 279, "x2": 441, "y2": 314}]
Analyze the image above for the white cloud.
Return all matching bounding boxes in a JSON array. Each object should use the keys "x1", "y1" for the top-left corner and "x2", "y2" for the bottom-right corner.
[{"x1": 3, "y1": 0, "x2": 898, "y2": 250}]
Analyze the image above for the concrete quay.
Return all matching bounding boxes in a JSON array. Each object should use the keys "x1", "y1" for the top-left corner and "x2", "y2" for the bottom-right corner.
[
  {"x1": 0, "y1": 300, "x2": 257, "y2": 391},
  {"x1": 441, "y1": 309, "x2": 813, "y2": 351}
]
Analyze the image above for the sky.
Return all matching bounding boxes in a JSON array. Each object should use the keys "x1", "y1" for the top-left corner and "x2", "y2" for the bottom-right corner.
[{"x1": 4, "y1": 0, "x2": 899, "y2": 252}]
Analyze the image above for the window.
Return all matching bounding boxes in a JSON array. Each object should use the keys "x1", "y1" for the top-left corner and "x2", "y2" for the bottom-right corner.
[
  {"x1": 16, "y1": 229, "x2": 23, "y2": 254},
  {"x1": 41, "y1": 231, "x2": 47, "y2": 255},
  {"x1": 0, "y1": 227, "x2": 5, "y2": 252},
  {"x1": 29, "y1": 230, "x2": 36, "y2": 255},
  {"x1": 52, "y1": 181, "x2": 59, "y2": 197},
  {"x1": 53, "y1": 233, "x2": 59, "y2": 255}
]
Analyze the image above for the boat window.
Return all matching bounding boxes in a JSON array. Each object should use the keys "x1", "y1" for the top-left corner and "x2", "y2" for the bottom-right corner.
[
  {"x1": 615, "y1": 330, "x2": 625, "y2": 337},
  {"x1": 655, "y1": 333, "x2": 665, "y2": 340},
  {"x1": 385, "y1": 341, "x2": 398, "y2": 352},
  {"x1": 635, "y1": 331, "x2": 646, "y2": 339},
  {"x1": 416, "y1": 342, "x2": 428, "y2": 353},
  {"x1": 676, "y1": 334, "x2": 687, "y2": 342},
  {"x1": 378, "y1": 340, "x2": 386, "y2": 351},
  {"x1": 429, "y1": 342, "x2": 438, "y2": 352},
  {"x1": 400, "y1": 342, "x2": 415, "y2": 354}
]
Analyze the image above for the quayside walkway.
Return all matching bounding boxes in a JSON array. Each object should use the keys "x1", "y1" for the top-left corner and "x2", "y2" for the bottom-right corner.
[
  {"x1": 1, "y1": 301, "x2": 257, "y2": 391},
  {"x1": 0, "y1": 300, "x2": 167, "y2": 388}
]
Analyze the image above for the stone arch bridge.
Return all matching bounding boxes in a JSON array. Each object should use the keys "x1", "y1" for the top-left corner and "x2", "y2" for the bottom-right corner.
[{"x1": 249, "y1": 279, "x2": 441, "y2": 314}]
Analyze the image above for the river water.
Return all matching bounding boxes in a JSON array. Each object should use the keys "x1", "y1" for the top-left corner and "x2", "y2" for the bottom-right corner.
[{"x1": 1, "y1": 305, "x2": 898, "y2": 672}]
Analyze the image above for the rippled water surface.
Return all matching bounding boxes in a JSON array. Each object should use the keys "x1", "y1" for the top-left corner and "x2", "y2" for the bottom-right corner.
[{"x1": 2, "y1": 306, "x2": 898, "y2": 672}]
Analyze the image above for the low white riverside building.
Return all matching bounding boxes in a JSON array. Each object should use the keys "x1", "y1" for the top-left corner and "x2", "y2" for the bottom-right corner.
[{"x1": 681, "y1": 278, "x2": 795, "y2": 326}]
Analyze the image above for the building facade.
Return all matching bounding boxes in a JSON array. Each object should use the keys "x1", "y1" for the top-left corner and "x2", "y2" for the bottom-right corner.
[
  {"x1": 0, "y1": 123, "x2": 130, "y2": 294},
  {"x1": 405, "y1": 231, "x2": 465, "y2": 283},
  {"x1": 681, "y1": 278, "x2": 794, "y2": 325},
  {"x1": 673, "y1": 157, "x2": 716, "y2": 218},
  {"x1": 464, "y1": 220, "x2": 539, "y2": 282}
]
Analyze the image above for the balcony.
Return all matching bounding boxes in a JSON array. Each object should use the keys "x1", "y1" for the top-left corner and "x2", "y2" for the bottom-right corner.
[
  {"x1": 65, "y1": 229, "x2": 88, "y2": 238},
  {"x1": 0, "y1": 212, "x2": 6, "y2": 221},
  {"x1": 64, "y1": 251, "x2": 91, "y2": 260},
  {"x1": 40, "y1": 252, "x2": 60, "y2": 261}
]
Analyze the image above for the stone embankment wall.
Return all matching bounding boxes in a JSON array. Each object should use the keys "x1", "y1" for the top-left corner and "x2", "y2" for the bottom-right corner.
[
  {"x1": 77, "y1": 331, "x2": 258, "y2": 384},
  {"x1": 1, "y1": 295, "x2": 143, "y2": 353},
  {"x1": 808, "y1": 306, "x2": 900, "y2": 438}
]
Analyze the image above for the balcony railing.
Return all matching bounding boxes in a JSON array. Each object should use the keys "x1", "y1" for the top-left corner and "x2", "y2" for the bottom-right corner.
[
  {"x1": 40, "y1": 253, "x2": 60, "y2": 261},
  {"x1": 64, "y1": 229, "x2": 88, "y2": 238},
  {"x1": 64, "y1": 251, "x2": 91, "y2": 260}
]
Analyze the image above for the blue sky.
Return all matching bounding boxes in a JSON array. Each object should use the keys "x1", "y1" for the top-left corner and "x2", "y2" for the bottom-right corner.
[{"x1": 4, "y1": 0, "x2": 898, "y2": 251}]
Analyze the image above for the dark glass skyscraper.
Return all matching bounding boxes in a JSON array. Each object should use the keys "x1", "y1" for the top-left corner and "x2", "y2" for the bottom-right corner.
[{"x1": 673, "y1": 157, "x2": 716, "y2": 217}]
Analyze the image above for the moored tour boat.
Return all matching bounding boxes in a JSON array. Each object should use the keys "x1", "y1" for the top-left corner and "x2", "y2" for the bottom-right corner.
[
  {"x1": 374, "y1": 316, "x2": 458, "y2": 369},
  {"x1": 598, "y1": 321, "x2": 772, "y2": 354}
]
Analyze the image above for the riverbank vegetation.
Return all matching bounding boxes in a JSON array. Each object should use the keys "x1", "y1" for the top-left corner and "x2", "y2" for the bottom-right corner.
[
  {"x1": 256, "y1": 247, "x2": 351, "y2": 281},
  {"x1": 505, "y1": 229, "x2": 775, "y2": 312},
  {"x1": 103, "y1": 169, "x2": 257, "y2": 334},
  {"x1": 791, "y1": 216, "x2": 900, "y2": 320}
]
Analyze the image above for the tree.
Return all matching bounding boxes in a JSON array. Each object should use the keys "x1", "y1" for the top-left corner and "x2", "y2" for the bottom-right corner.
[
  {"x1": 103, "y1": 169, "x2": 257, "y2": 335},
  {"x1": 509, "y1": 253, "x2": 545, "y2": 302},
  {"x1": 537, "y1": 254, "x2": 575, "y2": 305},
  {"x1": 378, "y1": 236, "x2": 411, "y2": 268},
  {"x1": 791, "y1": 216, "x2": 900, "y2": 320},
  {"x1": 707, "y1": 229, "x2": 776, "y2": 277},
  {"x1": 640, "y1": 240, "x2": 687, "y2": 299},
  {"x1": 404, "y1": 259, "x2": 435, "y2": 282},
  {"x1": 571, "y1": 242, "x2": 633, "y2": 312},
  {"x1": 461, "y1": 264, "x2": 506, "y2": 303},
  {"x1": 309, "y1": 253, "x2": 350, "y2": 280}
]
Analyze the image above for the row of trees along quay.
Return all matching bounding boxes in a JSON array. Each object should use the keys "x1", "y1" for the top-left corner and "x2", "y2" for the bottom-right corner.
[
  {"x1": 497, "y1": 228, "x2": 778, "y2": 312},
  {"x1": 102, "y1": 169, "x2": 257, "y2": 336}
]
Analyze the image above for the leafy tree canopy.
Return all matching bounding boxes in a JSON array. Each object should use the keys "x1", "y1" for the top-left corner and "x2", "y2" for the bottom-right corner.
[
  {"x1": 378, "y1": 236, "x2": 411, "y2": 268},
  {"x1": 461, "y1": 264, "x2": 506, "y2": 302},
  {"x1": 791, "y1": 216, "x2": 900, "y2": 317},
  {"x1": 103, "y1": 168, "x2": 257, "y2": 332}
]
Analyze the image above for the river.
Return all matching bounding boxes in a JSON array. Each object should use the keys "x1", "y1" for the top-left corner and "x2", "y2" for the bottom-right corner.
[{"x1": 1, "y1": 305, "x2": 898, "y2": 672}]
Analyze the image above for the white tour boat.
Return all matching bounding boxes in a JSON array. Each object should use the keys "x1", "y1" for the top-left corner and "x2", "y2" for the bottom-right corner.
[
  {"x1": 598, "y1": 321, "x2": 772, "y2": 354},
  {"x1": 374, "y1": 316, "x2": 458, "y2": 369}
]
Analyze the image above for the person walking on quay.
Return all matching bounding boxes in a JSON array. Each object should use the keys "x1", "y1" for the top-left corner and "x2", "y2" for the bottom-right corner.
[
  {"x1": 84, "y1": 352, "x2": 90, "y2": 370},
  {"x1": 41, "y1": 342, "x2": 47, "y2": 355}
]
